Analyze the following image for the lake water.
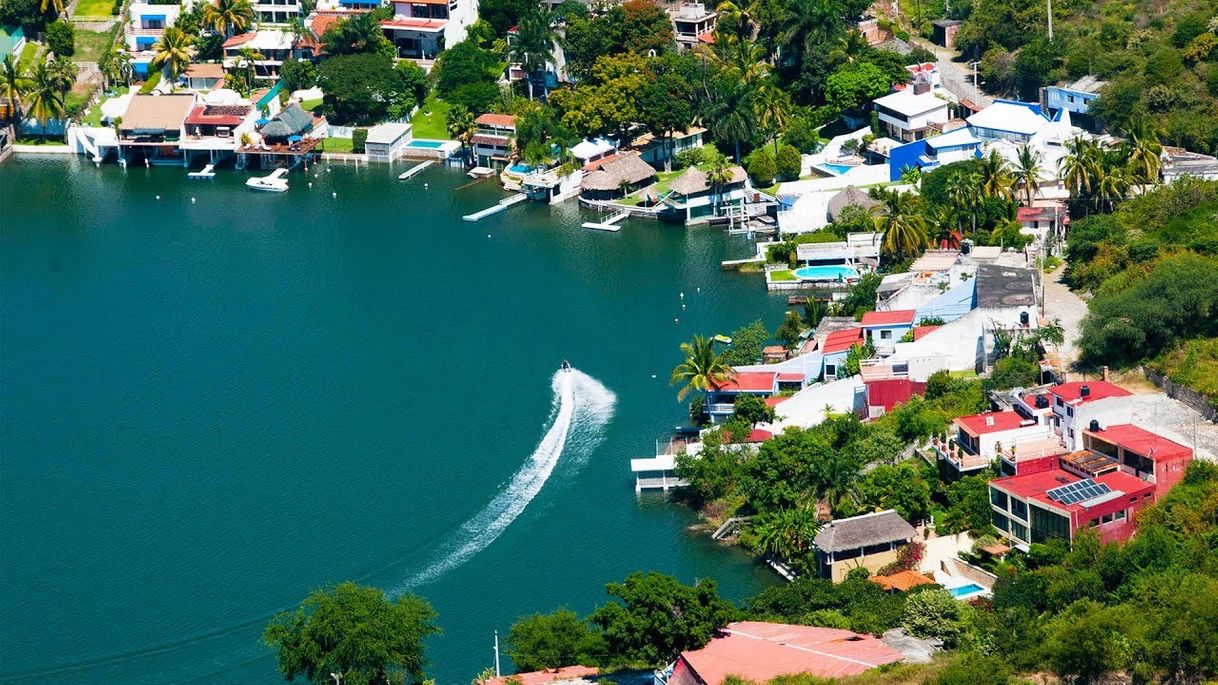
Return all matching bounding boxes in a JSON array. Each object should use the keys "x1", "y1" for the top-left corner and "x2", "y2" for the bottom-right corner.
[{"x1": 0, "y1": 156, "x2": 785, "y2": 685}]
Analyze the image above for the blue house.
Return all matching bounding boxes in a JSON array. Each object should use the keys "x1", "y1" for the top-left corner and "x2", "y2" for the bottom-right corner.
[
  {"x1": 1041, "y1": 76, "x2": 1105, "y2": 130},
  {"x1": 887, "y1": 126, "x2": 982, "y2": 181}
]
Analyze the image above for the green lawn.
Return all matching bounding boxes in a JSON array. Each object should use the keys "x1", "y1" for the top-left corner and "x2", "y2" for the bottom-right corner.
[
  {"x1": 300, "y1": 98, "x2": 323, "y2": 112},
  {"x1": 73, "y1": 0, "x2": 116, "y2": 17},
  {"x1": 17, "y1": 41, "x2": 39, "y2": 71},
  {"x1": 73, "y1": 27, "x2": 118, "y2": 63},
  {"x1": 320, "y1": 137, "x2": 354, "y2": 153},
  {"x1": 15, "y1": 136, "x2": 67, "y2": 145},
  {"x1": 770, "y1": 269, "x2": 797, "y2": 282},
  {"x1": 410, "y1": 94, "x2": 450, "y2": 140}
]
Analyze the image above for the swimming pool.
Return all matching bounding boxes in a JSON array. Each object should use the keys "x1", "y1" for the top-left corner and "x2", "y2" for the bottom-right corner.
[
  {"x1": 819, "y1": 163, "x2": 856, "y2": 176},
  {"x1": 948, "y1": 583, "x2": 985, "y2": 598},
  {"x1": 792, "y1": 265, "x2": 859, "y2": 282},
  {"x1": 507, "y1": 163, "x2": 533, "y2": 174},
  {"x1": 407, "y1": 140, "x2": 445, "y2": 149}
]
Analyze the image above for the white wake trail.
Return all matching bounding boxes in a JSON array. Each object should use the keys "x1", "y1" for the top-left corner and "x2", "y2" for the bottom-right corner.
[{"x1": 394, "y1": 368, "x2": 616, "y2": 593}]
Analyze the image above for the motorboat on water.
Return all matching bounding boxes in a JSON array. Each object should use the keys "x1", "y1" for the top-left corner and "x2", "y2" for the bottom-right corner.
[
  {"x1": 713, "y1": 334, "x2": 733, "y2": 345},
  {"x1": 246, "y1": 168, "x2": 289, "y2": 192},
  {"x1": 560, "y1": 359, "x2": 571, "y2": 372}
]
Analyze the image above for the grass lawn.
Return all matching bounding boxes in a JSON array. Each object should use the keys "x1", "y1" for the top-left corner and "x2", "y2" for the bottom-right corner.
[
  {"x1": 410, "y1": 94, "x2": 451, "y2": 140},
  {"x1": 73, "y1": 27, "x2": 119, "y2": 63},
  {"x1": 320, "y1": 137, "x2": 354, "y2": 153},
  {"x1": 17, "y1": 41, "x2": 39, "y2": 71},
  {"x1": 948, "y1": 369, "x2": 979, "y2": 379},
  {"x1": 300, "y1": 98, "x2": 323, "y2": 112},
  {"x1": 769, "y1": 269, "x2": 797, "y2": 282},
  {"x1": 1151, "y1": 338, "x2": 1218, "y2": 407},
  {"x1": 73, "y1": 0, "x2": 116, "y2": 17},
  {"x1": 15, "y1": 136, "x2": 66, "y2": 145}
]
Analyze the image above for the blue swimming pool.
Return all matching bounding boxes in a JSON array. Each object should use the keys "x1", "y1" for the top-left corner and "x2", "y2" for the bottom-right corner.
[
  {"x1": 792, "y1": 265, "x2": 859, "y2": 282},
  {"x1": 818, "y1": 163, "x2": 856, "y2": 176},
  {"x1": 407, "y1": 140, "x2": 445, "y2": 149},
  {"x1": 949, "y1": 583, "x2": 985, "y2": 598},
  {"x1": 507, "y1": 163, "x2": 533, "y2": 174}
]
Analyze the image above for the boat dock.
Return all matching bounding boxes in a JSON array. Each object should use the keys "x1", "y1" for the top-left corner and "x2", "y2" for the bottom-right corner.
[
  {"x1": 462, "y1": 193, "x2": 528, "y2": 222},
  {"x1": 398, "y1": 161, "x2": 431, "y2": 181},
  {"x1": 581, "y1": 211, "x2": 629, "y2": 232},
  {"x1": 188, "y1": 164, "x2": 216, "y2": 179}
]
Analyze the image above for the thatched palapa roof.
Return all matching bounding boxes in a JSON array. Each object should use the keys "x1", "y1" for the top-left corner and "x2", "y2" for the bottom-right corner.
[
  {"x1": 581, "y1": 152, "x2": 656, "y2": 192},
  {"x1": 581, "y1": 170, "x2": 621, "y2": 192},
  {"x1": 827, "y1": 185, "x2": 880, "y2": 221},
  {"x1": 669, "y1": 164, "x2": 747, "y2": 196},
  {"x1": 259, "y1": 104, "x2": 313, "y2": 140}
]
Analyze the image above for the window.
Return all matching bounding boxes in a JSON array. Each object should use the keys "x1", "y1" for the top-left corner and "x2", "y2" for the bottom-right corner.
[
  {"x1": 1069, "y1": 428, "x2": 1075, "y2": 439},
  {"x1": 880, "y1": 330, "x2": 893, "y2": 340},
  {"x1": 1066, "y1": 407, "x2": 1074, "y2": 417},
  {"x1": 991, "y1": 511, "x2": 1009, "y2": 532},
  {"x1": 1056, "y1": 397, "x2": 1064, "y2": 407},
  {"x1": 824, "y1": 364, "x2": 836, "y2": 377},
  {"x1": 1010, "y1": 521, "x2": 1029, "y2": 541},
  {"x1": 1030, "y1": 505, "x2": 1071, "y2": 543},
  {"x1": 1101, "y1": 513, "x2": 1113, "y2": 524},
  {"x1": 1010, "y1": 499, "x2": 1028, "y2": 522},
  {"x1": 990, "y1": 489, "x2": 1009, "y2": 510},
  {"x1": 1090, "y1": 518, "x2": 1099, "y2": 528},
  {"x1": 1115, "y1": 509, "x2": 1126, "y2": 520}
]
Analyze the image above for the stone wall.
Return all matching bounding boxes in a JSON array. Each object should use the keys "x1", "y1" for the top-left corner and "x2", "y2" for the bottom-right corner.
[{"x1": 1142, "y1": 367, "x2": 1218, "y2": 423}]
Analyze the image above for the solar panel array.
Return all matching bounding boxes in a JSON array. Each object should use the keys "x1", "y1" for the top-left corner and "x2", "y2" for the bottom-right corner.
[{"x1": 1046, "y1": 478, "x2": 1113, "y2": 505}]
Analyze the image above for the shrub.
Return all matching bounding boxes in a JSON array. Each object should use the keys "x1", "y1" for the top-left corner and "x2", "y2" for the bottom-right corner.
[
  {"x1": 747, "y1": 152, "x2": 776, "y2": 186},
  {"x1": 46, "y1": 20, "x2": 74, "y2": 57},
  {"x1": 901, "y1": 587, "x2": 974, "y2": 648},
  {"x1": 351, "y1": 128, "x2": 368, "y2": 153},
  {"x1": 138, "y1": 69, "x2": 162, "y2": 94},
  {"x1": 775, "y1": 144, "x2": 801, "y2": 181}
]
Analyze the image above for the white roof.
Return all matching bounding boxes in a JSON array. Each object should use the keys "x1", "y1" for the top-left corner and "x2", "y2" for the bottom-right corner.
[
  {"x1": 571, "y1": 137, "x2": 615, "y2": 160},
  {"x1": 203, "y1": 88, "x2": 243, "y2": 105},
  {"x1": 873, "y1": 89, "x2": 948, "y2": 117},
  {"x1": 245, "y1": 30, "x2": 295, "y2": 51},
  {"x1": 630, "y1": 454, "x2": 677, "y2": 472},
  {"x1": 967, "y1": 101, "x2": 1049, "y2": 136},
  {"x1": 926, "y1": 126, "x2": 979, "y2": 149},
  {"x1": 366, "y1": 122, "x2": 412, "y2": 144},
  {"x1": 99, "y1": 92, "x2": 133, "y2": 121}
]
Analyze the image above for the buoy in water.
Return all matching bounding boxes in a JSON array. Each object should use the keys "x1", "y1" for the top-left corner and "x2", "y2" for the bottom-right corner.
[
  {"x1": 308, "y1": 182, "x2": 313, "y2": 188},
  {"x1": 191, "y1": 197, "x2": 196, "y2": 203},
  {"x1": 155, "y1": 195, "x2": 160, "y2": 200},
  {"x1": 332, "y1": 192, "x2": 337, "y2": 198},
  {"x1": 680, "y1": 292, "x2": 684, "y2": 298}
]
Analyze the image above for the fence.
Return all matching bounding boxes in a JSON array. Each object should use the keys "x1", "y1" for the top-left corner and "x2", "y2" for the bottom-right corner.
[{"x1": 1141, "y1": 367, "x2": 1218, "y2": 422}]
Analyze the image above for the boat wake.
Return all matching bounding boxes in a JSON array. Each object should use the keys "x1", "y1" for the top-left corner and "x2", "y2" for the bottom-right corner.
[{"x1": 393, "y1": 368, "x2": 616, "y2": 593}]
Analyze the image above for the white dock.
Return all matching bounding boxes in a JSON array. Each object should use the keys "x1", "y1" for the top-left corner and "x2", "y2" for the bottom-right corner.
[
  {"x1": 581, "y1": 210, "x2": 629, "y2": 232},
  {"x1": 467, "y1": 166, "x2": 495, "y2": 178},
  {"x1": 398, "y1": 161, "x2": 432, "y2": 181},
  {"x1": 462, "y1": 193, "x2": 528, "y2": 222},
  {"x1": 188, "y1": 164, "x2": 216, "y2": 179}
]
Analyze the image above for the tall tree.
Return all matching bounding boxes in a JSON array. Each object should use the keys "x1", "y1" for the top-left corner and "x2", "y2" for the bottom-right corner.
[
  {"x1": 38, "y1": 0, "x2": 63, "y2": 20},
  {"x1": 638, "y1": 69, "x2": 693, "y2": 171},
  {"x1": 590, "y1": 572, "x2": 735, "y2": 666},
  {"x1": 705, "y1": 76, "x2": 754, "y2": 161},
  {"x1": 263, "y1": 582, "x2": 439, "y2": 685},
  {"x1": 445, "y1": 103, "x2": 476, "y2": 162},
  {"x1": 25, "y1": 61, "x2": 64, "y2": 138},
  {"x1": 1013, "y1": 143, "x2": 1043, "y2": 206},
  {"x1": 872, "y1": 189, "x2": 931, "y2": 259},
  {"x1": 509, "y1": 7, "x2": 556, "y2": 100},
  {"x1": 670, "y1": 334, "x2": 733, "y2": 402},
  {"x1": 1123, "y1": 117, "x2": 1163, "y2": 186},
  {"x1": 755, "y1": 80, "x2": 791, "y2": 157},
  {"x1": 151, "y1": 26, "x2": 193, "y2": 82},
  {"x1": 505, "y1": 609, "x2": 603, "y2": 672},
  {"x1": 0, "y1": 54, "x2": 29, "y2": 123},
  {"x1": 203, "y1": 0, "x2": 254, "y2": 37},
  {"x1": 978, "y1": 149, "x2": 1015, "y2": 201},
  {"x1": 752, "y1": 506, "x2": 820, "y2": 568}
]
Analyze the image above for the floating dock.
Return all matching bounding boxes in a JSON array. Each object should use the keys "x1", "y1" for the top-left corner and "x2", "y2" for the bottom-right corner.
[
  {"x1": 462, "y1": 193, "x2": 528, "y2": 222},
  {"x1": 467, "y1": 166, "x2": 495, "y2": 178},
  {"x1": 188, "y1": 164, "x2": 216, "y2": 179},
  {"x1": 398, "y1": 161, "x2": 432, "y2": 181},
  {"x1": 581, "y1": 211, "x2": 629, "y2": 232}
]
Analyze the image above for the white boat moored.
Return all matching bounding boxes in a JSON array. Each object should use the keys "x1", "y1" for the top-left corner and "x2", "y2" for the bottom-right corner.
[{"x1": 246, "y1": 168, "x2": 289, "y2": 192}]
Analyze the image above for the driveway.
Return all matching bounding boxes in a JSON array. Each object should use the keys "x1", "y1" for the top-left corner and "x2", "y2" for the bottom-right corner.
[{"x1": 1042, "y1": 265, "x2": 1087, "y2": 372}]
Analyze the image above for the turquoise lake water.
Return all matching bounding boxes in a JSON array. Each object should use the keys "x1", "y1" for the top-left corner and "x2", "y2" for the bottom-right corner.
[{"x1": 0, "y1": 157, "x2": 785, "y2": 685}]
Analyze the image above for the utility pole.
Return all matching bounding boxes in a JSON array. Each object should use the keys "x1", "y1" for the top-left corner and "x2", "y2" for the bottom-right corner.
[
  {"x1": 1047, "y1": 0, "x2": 1053, "y2": 41},
  {"x1": 969, "y1": 60, "x2": 981, "y2": 102},
  {"x1": 493, "y1": 631, "x2": 501, "y2": 678}
]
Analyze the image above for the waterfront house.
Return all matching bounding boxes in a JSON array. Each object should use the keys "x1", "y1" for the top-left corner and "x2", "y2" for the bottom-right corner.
[
  {"x1": 660, "y1": 164, "x2": 749, "y2": 224},
  {"x1": 117, "y1": 93, "x2": 196, "y2": 165},
  {"x1": 180, "y1": 98, "x2": 257, "y2": 165},
  {"x1": 127, "y1": 2, "x2": 182, "y2": 78},
  {"x1": 814, "y1": 510, "x2": 917, "y2": 582},
  {"x1": 255, "y1": 0, "x2": 304, "y2": 24},
  {"x1": 471, "y1": 113, "x2": 516, "y2": 167},
  {"x1": 704, "y1": 370, "x2": 803, "y2": 423},
  {"x1": 657, "y1": 621, "x2": 904, "y2": 684},
  {"x1": 669, "y1": 3, "x2": 717, "y2": 50},
  {"x1": 932, "y1": 409, "x2": 1064, "y2": 480},
  {"x1": 381, "y1": 0, "x2": 478, "y2": 59},
  {"x1": 580, "y1": 153, "x2": 658, "y2": 201},
  {"x1": 484, "y1": 666, "x2": 599, "y2": 685},
  {"x1": 872, "y1": 83, "x2": 949, "y2": 143},
  {"x1": 365, "y1": 122, "x2": 413, "y2": 162},
  {"x1": 182, "y1": 63, "x2": 226, "y2": 91},
  {"x1": 571, "y1": 137, "x2": 617, "y2": 166},
  {"x1": 794, "y1": 232, "x2": 882, "y2": 269},
  {"x1": 826, "y1": 185, "x2": 879, "y2": 222},
  {"x1": 635, "y1": 127, "x2": 705, "y2": 167},
  {"x1": 860, "y1": 309, "x2": 916, "y2": 354}
]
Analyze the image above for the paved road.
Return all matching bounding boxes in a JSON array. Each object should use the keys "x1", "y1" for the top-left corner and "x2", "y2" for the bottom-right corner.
[
  {"x1": 909, "y1": 35, "x2": 994, "y2": 107},
  {"x1": 1042, "y1": 265, "x2": 1087, "y2": 372}
]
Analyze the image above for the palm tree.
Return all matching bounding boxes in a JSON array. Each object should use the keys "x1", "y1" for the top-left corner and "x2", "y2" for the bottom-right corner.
[
  {"x1": 871, "y1": 189, "x2": 930, "y2": 259},
  {"x1": 706, "y1": 77, "x2": 754, "y2": 162},
  {"x1": 669, "y1": 335, "x2": 734, "y2": 402},
  {"x1": 0, "y1": 54, "x2": 29, "y2": 124},
  {"x1": 1093, "y1": 163, "x2": 1129, "y2": 213},
  {"x1": 40, "y1": 0, "x2": 64, "y2": 19},
  {"x1": 204, "y1": 0, "x2": 255, "y2": 37},
  {"x1": 828, "y1": 29, "x2": 868, "y2": 64},
  {"x1": 1123, "y1": 117, "x2": 1162, "y2": 186},
  {"x1": 753, "y1": 507, "x2": 820, "y2": 564},
  {"x1": 713, "y1": 0, "x2": 755, "y2": 43},
  {"x1": 1059, "y1": 135, "x2": 1100, "y2": 203},
  {"x1": 49, "y1": 55, "x2": 77, "y2": 100},
  {"x1": 508, "y1": 7, "x2": 556, "y2": 100},
  {"x1": 706, "y1": 153, "x2": 734, "y2": 214},
  {"x1": 946, "y1": 171, "x2": 982, "y2": 233},
  {"x1": 25, "y1": 62, "x2": 64, "y2": 139},
  {"x1": 235, "y1": 46, "x2": 264, "y2": 92},
  {"x1": 151, "y1": 27, "x2": 193, "y2": 83},
  {"x1": 712, "y1": 37, "x2": 768, "y2": 85},
  {"x1": 978, "y1": 150, "x2": 1015, "y2": 201},
  {"x1": 777, "y1": 0, "x2": 844, "y2": 65},
  {"x1": 1012, "y1": 144, "x2": 1043, "y2": 206},
  {"x1": 114, "y1": 50, "x2": 133, "y2": 87},
  {"x1": 754, "y1": 81, "x2": 790, "y2": 157},
  {"x1": 445, "y1": 103, "x2": 476, "y2": 164}
]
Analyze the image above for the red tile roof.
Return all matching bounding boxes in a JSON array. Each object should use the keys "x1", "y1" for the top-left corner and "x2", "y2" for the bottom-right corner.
[
  {"x1": 222, "y1": 32, "x2": 256, "y2": 48},
  {"x1": 484, "y1": 666, "x2": 598, "y2": 685},
  {"x1": 713, "y1": 371, "x2": 777, "y2": 393},
  {"x1": 991, "y1": 468, "x2": 1152, "y2": 513},
  {"x1": 764, "y1": 396, "x2": 787, "y2": 408},
  {"x1": 776, "y1": 372, "x2": 804, "y2": 382},
  {"x1": 697, "y1": 30, "x2": 715, "y2": 44},
  {"x1": 475, "y1": 113, "x2": 516, "y2": 128},
  {"x1": 957, "y1": 410, "x2": 1028, "y2": 435},
  {"x1": 911, "y1": 325, "x2": 940, "y2": 341},
  {"x1": 183, "y1": 63, "x2": 225, "y2": 79},
  {"x1": 1050, "y1": 381, "x2": 1132, "y2": 404},
  {"x1": 311, "y1": 13, "x2": 343, "y2": 37},
  {"x1": 678, "y1": 621, "x2": 904, "y2": 683},
  {"x1": 1087, "y1": 424, "x2": 1192, "y2": 460},
  {"x1": 821, "y1": 327, "x2": 864, "y2": 355},
  {"x1": 582, "y1": 151, "x2": 621, "y2": 172},
  {"x1": 870, "y1": 569, "x2": 935, "y2": 592},
  {"x1": 861, "y1": 309, "x2": 917, "y2": 327}
]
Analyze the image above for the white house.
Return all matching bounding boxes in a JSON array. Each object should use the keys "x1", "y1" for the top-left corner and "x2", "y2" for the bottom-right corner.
[
  {"x1": 365, "y1": 122, "x2": 413, "y2": 162},
  {"x1": 380, "y1": 0, "x2": 478, "y2": 59},
  {"x1": 254, "y1": 0, "x2": 303, "y2": 24},
  {"x1": 127, "y1": 2, "x2": 183, "y2": 79},
  {"x1": 471, "y1": 113, "x2": 515, "y2": 167},
  {"x1": 872, "y1": 84, "x2": 949, "y2": 142},
  {"x1": 670, "y1": 2, "x2": 717, "y2": 50},
  {"x1": 1016, "y1": 381, "x2": 1134, "y2": 450},
  {"x1": 223, "y1": 30, "x2": 313, "y2": 81}
]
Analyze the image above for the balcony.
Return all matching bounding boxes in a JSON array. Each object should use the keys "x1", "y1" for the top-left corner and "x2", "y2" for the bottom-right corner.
[
  {"x1": 929, "y1": 436, "x2": 990, "y2": 473},
  {"x1": 126, "y1": 25, "x2": 166, "y2": 36}
]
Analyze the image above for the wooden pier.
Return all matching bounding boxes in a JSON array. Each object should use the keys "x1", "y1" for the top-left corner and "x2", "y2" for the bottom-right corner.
[{"x1": 462, "y1": 193, "x2": 528, "y2": 222}]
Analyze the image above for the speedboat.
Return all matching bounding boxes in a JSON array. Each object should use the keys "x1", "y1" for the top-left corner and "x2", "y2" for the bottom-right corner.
[
  {"x1": 560, "y1": 359, "x2": 571, "y2": 372},
  {"x1": 246, "y1": 168, "x2": 289, "y2": 192},
  {"x1": 713, "y1": 334, "x2": 733, "y2": 345}
]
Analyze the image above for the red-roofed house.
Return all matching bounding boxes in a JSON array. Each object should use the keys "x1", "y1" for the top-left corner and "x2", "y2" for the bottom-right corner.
[
  {"x1": 820, "y1": 327, "x2": 864, "y2": 380},
  {"x1": 472, "y1": 112, "x2": 516, "y2": 167},
  {"x1": 705, "y1": 370, "x2": 803, "y2": 423},
  {"x1": 1024, "y1": 381, "x2": 1134, "y2": 449},
  {"x1": 989, "y1": 466, "x2": 1153, "y2": 546},
  {"x1": 1082, "y1": 424, "x2": 1192, "y2": 499},
  {"x1": 664, "y1": 622, "x2": 903, "y2": 685},
  {"x1": 911, "y1": 324, "x2": 940, "y2": 341},
  {"x1": 381, "y1": 0, "x2": 478, "y2": 59},
  {"x1": 933, "y1": 410, "x2": 1064, "y2": 480},
  {"x1": 860, "y1": 309, "x2": 916, "y2": 353},
  {"x1": 864, "y1": 378, "x2": 926, "y2": 418}
]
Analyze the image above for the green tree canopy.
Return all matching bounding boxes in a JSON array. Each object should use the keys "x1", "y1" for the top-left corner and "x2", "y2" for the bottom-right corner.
[
  {"x1": 590, "y1": 572, "x2": 735, "y2": 666},
  {"x1": 316, "y1": 53, "x2": 425, "y2": 125},
  {"x1": 505, "y1": 609, "x2": 604, "y2": 672}
]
